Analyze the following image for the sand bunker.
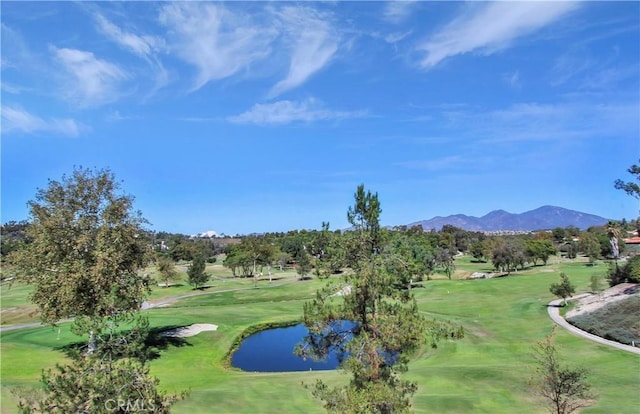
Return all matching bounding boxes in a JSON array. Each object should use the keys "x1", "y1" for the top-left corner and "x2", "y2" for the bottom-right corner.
[
  {"x1": 334, "y1": 285, "x2": 352, "y2": 296},
  {"x1": 161, "y1": 323, "x2": 218, "y2": 338}
]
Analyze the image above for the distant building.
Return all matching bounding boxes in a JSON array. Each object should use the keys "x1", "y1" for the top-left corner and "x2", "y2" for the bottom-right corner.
[{"x1": 623, "y1": 236, "x2": 640, "y2": 255}]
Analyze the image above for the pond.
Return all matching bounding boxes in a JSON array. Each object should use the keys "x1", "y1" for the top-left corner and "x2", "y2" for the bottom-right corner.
[{"x1": 231, "y1": 322, "x2": 349, "y2": 372}]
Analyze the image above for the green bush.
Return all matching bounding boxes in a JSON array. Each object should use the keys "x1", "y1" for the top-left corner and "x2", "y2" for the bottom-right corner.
[
  {"x1": 567, "y1": 296, "x2": 640, "y2": 345},
  {"x1": 607, "y1": 256, "x2": 640, "y2": 286}
]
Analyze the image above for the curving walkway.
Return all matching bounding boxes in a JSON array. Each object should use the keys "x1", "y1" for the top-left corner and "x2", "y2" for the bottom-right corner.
[{"x1": 547, "y1": 295, "x2": 640, "y2": 355}]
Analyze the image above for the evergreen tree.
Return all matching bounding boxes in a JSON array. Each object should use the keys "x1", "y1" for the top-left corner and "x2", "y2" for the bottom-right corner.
[
  {"x1": 14, "y1": 354, "x2": 182, "y2": 413},
  {"x1": 614, "y1": 159, "x2": 640, "y2": 200},
  {"x1": 300, "y1": 185, "x2": 463, "y2": 413},
  {"x1": 296, "y1": 249, "x2": 313, "y2": 280}
]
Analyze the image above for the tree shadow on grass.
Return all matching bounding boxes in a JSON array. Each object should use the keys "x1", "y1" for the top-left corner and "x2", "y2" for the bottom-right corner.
[
  {"x1": 144, "y1": 325, "x2": 194, "y2": 360},
  {"x1": 192, "y1": 286, "x2": 213, "y2": 291},
  {"x1": 54, "y1": 325, "x2": 193, "y2": 361},
  {"x1": 260, "y1": 276, "x2": 287, "y2": 282}
]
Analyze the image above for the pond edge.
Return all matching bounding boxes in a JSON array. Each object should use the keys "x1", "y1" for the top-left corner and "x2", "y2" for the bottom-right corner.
[{"x1": 222, "y1": 319, "x2": 302, "y2": 370}]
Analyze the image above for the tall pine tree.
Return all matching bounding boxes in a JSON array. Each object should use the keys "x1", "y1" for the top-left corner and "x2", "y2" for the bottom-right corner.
[{"x1": 300, "y1": 185, "x2": 463, "y2": 413}]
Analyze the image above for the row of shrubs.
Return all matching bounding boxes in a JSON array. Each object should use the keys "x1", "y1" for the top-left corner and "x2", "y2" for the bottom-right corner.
[
  {"x1": 567, "y1": 296, "x2": 640, "y2": 346},
  {"x1": 607, "y1": 256, "x2": 640, "y2": 286}
]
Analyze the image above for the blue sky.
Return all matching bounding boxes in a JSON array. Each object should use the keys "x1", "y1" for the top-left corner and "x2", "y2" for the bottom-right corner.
[{"x1": 2, "y1": 1, "x2": 639, "y2": 235}]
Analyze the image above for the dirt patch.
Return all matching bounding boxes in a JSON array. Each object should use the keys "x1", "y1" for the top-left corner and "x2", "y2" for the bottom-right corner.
[{"x1": 566, "y1": 283, "x2": 640, "y2": 319}]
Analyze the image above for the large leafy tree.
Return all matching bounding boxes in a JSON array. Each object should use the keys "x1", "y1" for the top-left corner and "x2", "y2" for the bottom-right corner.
[
  {"x1": 435, "y1": 247, "x2": 456, "y2": 280},
  {"x1": 549, "y1": 273, "x2": 575, "y2": 306},
  {"x1": 223, "y1": 236, "x2": 278, "y2": 278},
  {"x1": 156, "y1": 255, "x2": 180, "y2": 287},
  {"x1": 9, "y1": 168, "x2": 182, "y2": 411},
  {"x1": 385, "y1": 232, "x2": 435, "y2": 287},
  {"x1": 10, "y1": 167, "x2": 151, "y2": 329},
  {"x1": 300, "y1": 185, "x2": 462, "y2": 413},
  {"x1": 0, "y1": 220, "x2": 29, "y2": 260},
  {"x1": 188, "y1": 255, "x2": 209, "y2": 289},
  {"x1": 578, "y1": 232, "x2": 600, "y2": 264},
  {"x1": 525, "y1": 239, "x2": 557, "y2": 266}
]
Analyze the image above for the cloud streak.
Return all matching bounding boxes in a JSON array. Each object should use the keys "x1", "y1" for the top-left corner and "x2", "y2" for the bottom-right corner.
[
  {"x1": 418, "y1": 2, "x2": 579, "y2": 68},
  {"x1": 159, "y1": 3, "x2": 274, "y2": 92},
  {"x1": 93, "y1": 13, "x2": 169, "y2": 93},
  {"x1": 383, "y1": 1, "x2": 417, "y2": 24},
  {"x1": 51, "y1": 46, "x2": 128, "y2": 107},
  {"x1": 227, "y1": 98, "x2": 366, "y2": 125},
  {"x1": 447, "y1": 101, "x2": 639, "y2": 144},
  {"x1": 268, "y1": 7, "x2": 339, "y2": 98},
  {"x1": 1, "y1": 106, "x2": 85, "y2": 136},
  {"x1": 94, "y1": 14, "x2": 163, "y2": 60}
]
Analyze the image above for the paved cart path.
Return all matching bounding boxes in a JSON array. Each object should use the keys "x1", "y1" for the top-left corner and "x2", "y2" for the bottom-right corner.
[{"x1": 547, "y1": 295, "x2": 640, "y2": 355}]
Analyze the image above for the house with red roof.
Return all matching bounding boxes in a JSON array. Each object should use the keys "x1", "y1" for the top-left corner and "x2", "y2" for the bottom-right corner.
[{"x1": 623, "y1": 236, "x2": 640, "y2": 255}]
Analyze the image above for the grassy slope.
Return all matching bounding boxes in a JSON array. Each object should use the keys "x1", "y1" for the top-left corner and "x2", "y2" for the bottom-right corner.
[
  {"x1": 1, "y1": 257, "x2": 639, "y2": 413},
  {"x1": 0, "y1": 283, "x2": 38, "y2": 326}
]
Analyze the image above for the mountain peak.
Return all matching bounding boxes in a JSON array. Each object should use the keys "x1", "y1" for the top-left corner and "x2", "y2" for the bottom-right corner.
[{"x1": 407, "y1": 206, "x2": 608, "y2": 232}]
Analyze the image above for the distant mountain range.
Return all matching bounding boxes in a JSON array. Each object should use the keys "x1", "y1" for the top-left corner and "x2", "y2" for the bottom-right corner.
[{"x1": 406, "y1": 205, "x2": 610, "y2": 232}]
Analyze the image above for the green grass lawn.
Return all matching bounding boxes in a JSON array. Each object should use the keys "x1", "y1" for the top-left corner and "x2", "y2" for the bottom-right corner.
[
  {"x1": 1, "y1": 257, "x2": 638, "y2": 413},
  {"x1": 0, "y1": 281, "x2": 38, "y2": 326}
]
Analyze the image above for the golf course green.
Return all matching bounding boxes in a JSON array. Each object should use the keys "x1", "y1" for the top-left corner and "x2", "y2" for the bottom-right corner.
[{"x1": 1, "y1": 256, "x2": 638, "y2": 413}]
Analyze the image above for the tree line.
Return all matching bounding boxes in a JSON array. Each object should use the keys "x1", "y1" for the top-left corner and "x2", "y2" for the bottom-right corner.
[
  {"x1": 2, "y1": 161, "x2": 638, "y2": 413},
  {"x1": 3, "y1": 212, "x2": 636, "y2": 288}
]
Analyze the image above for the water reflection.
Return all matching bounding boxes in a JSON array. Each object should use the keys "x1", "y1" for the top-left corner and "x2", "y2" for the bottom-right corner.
[{"x1": 231, "y1": 323, "x2": 343, "y2": 372}]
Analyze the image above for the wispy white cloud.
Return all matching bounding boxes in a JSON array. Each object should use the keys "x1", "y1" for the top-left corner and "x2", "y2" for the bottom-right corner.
[
  {"x1": 579, "y1": 64, "x2": 638, "y2": 91},
  {"x1": 1, "y1": 23, "x2": 35, "y2": 70},
  {"x1": 227, "y1": 98, "x2": 366, "y2": 125},
  {"x1": 106, "y1": 110, "x2": 139, "y2": 122},
  {"x1": 384, "y1": 30, "x2": 413, "y2": 45},
  {"x1": 417, "y1": 2, "x2": 579, "y2": 68},
  {"x1": 94, "y1": 14, "x2": 163, "y2": 59},
  {"x1": 550, "y1": 48, "x2": 594, "y2": 86},
  {"x1": 383, "y1": 1, "x2": 417, "y2": 24},
  {"x1": 468, "y1": 101, "x2": 639, "y2": 143},
  {"x1": 158, "y1": 3, "x2": 275, "y2": 92},
  {"x1": 268, "y1": 7, "x2": 339, "y2": 98},
  {"x1": 93, "y1": 13, "x2": 169, "y2": 93},
  {"x1": 551, "y1": 46, "x2": 638, "y2": 94},
  {"x1": 1, "y1": 106, "x2": 85, "y2": 136},
  {"x1": 51, "y1": 46, "x2": 128, "y2": 107},
  {"x1": 1, "y1": 82, "x2": 27, "y2": 94},
  {"x1": 503, "y1": 70, "x2": 522, "y2": 89}
]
